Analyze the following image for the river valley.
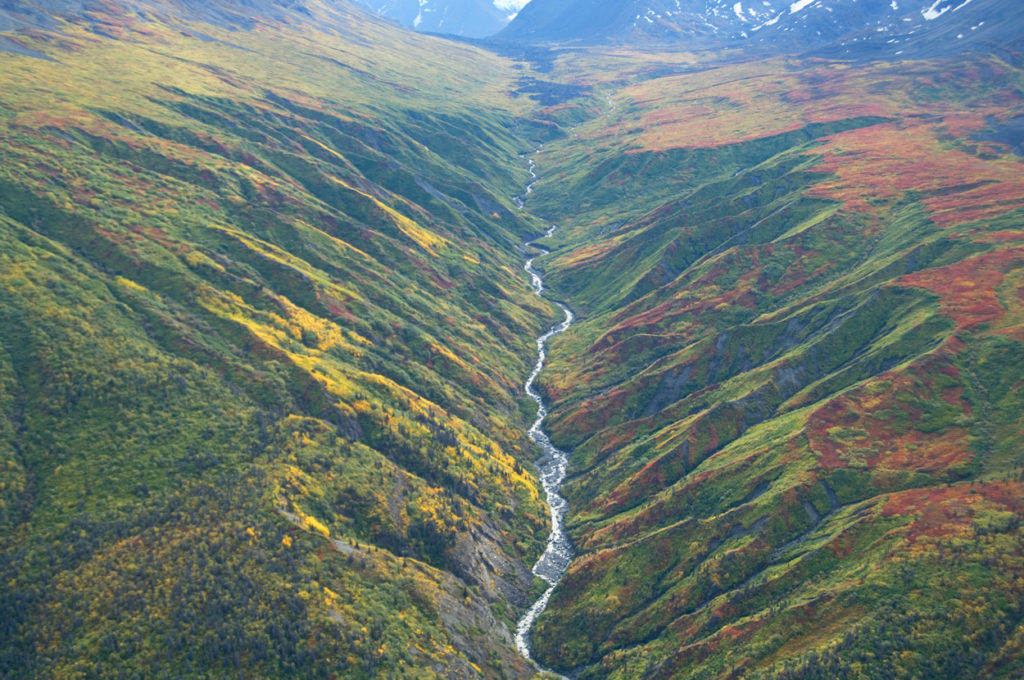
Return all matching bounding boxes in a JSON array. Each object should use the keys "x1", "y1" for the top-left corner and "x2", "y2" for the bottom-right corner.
[{"x1": 514, "y1": 224, "x2": 575, "y2": 679}]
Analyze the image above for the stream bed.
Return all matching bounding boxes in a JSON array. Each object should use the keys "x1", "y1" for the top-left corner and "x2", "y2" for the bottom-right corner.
[{"x1": 514, "y1": 225, "x2": 575, "y2": 679}]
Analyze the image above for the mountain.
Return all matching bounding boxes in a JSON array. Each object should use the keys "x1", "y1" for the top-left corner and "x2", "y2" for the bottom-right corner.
[
  {"x1": 499, "y1": 0, "x2": 1024, "y2": 56},
  {"x1": 0, "y1": 0, "x2": 564, "y2": 676},
  {"x1": 515, "y1": 23, "x2": 1024, "y2": 680},
  {"x1": 2, "y1": 0, "x2": 1024, "y2": 677},
  {"x1": 352, "y1": 0, "x2": 515, "y2": 38}
]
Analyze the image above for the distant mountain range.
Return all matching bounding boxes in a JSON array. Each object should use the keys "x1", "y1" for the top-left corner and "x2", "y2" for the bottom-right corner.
[
  {"x1": 40, "y1": 0, "x2": 1006, "y2": 49},
  {"x1": 498, "y1": 0, "x2": 1023, "y2": 56},
  {"x1": 5, "y1": 0, "x2": 1014, "y2": 52}
]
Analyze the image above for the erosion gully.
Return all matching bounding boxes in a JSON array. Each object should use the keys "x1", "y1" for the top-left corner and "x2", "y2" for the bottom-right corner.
[{"x1": 513, "y1": 150, "x2": 575, "y2": 679}]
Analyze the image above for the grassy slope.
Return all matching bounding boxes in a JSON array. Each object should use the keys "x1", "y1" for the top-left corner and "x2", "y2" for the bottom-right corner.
[
  {"x1": 523, "y1": 49, "x2": 1024, "y2": 678},
  {"x1": 0, "y1": 4, "x2": 561, "y2": 678}
]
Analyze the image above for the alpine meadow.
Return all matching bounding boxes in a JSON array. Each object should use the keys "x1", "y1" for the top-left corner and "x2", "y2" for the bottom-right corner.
[{"x1": 0, "y1": 0, "x2": 1022, "y2": 679}]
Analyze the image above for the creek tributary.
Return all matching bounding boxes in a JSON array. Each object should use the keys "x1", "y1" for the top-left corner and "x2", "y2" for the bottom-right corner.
[{"x1": 514, "y1": 223, "x2": 575, "y2": 679}]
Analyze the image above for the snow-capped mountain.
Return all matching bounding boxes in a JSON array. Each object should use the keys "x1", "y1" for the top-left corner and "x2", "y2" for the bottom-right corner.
[
  {"x1": 352, "y1": 0, "x2": 519, "y2": 37},
  {"x1": 498, "y1": 0, "x2": 1022, "y2": 56}
]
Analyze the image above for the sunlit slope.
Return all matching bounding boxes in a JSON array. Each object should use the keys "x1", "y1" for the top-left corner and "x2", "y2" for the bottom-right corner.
[
  {"x1": 525, "y1": 50, "x2": 1024, "y2": 678},
  {"x1": 0, "y1": 4, "x2": 558, "y2": 678}
]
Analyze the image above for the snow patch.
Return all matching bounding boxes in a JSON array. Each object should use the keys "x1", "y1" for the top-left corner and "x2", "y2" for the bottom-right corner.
[
  {"x1": 922, "y1": 0, "x2": 951, "y2": 20},
  {"x1": 790, "y1": 0, "x2": 815, "y2": 14},
  {"x1": 754, "y1": 11, "x2": 783, "y2": 30},
  {"x1": 493, "y1": 0, "x2": 530, "y2": 12}
]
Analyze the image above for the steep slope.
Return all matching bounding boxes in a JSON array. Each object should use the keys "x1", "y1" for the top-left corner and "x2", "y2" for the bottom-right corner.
[
  {"x1": 5, "y1": 0, "x2": 1024, "y2": 677},
  {"x1": 520, "y1": 44, "x2": 1024, "y2": 679},
  {"x1": 0, "y1": 1, "x2": 562, "y2": 677}
]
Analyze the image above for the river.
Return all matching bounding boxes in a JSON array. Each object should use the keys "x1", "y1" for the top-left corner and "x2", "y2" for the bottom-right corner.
[{"x1": 514, "y1": 224, "x2": 575, "y2": 679}]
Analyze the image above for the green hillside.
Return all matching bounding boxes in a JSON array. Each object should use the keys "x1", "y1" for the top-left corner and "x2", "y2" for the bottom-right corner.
[
  {"x1": 2, "y1": 2, "x2": 1023, "y2": 679},
  {"x1": 523, "y1": 50, "x2": 1024, "y2": 678},
  {"x1": 0, "y1": 3, "x2": 562, "y2": 677}
]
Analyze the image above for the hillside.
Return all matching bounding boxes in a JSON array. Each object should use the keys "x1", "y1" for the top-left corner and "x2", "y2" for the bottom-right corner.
[
  {"x1": 2, "y1": 0, "x2": 1024, "y2": 678},
  {"x1": 520, "y1": 43, "x2": 1024, "y2": 679},
  {"x1": 0, "y1": 1, "x2": 564, "y2": 677}
]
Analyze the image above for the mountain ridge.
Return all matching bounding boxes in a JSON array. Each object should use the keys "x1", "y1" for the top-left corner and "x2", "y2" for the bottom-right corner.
[{"x1": 498, "y1": 0, "x2": 1024, "y2": 58}]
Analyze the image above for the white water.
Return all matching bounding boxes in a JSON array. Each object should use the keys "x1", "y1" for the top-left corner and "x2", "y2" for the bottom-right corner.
[
  {"x1": 514, "y1": 151, "x2": 540, "y2": 209},
  {"x1": 514, "y1": 224, "x2": 575, "y2": 679},
  {"x1": 525, "y1": 158, "x2": 538, "y2": 195}
]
